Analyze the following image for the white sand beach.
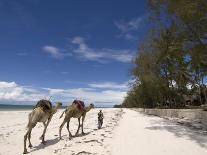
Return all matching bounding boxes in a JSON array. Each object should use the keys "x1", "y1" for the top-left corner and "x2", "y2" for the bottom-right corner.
[{"x1": 0, "y1": 108, "x2": 207, "y2": 155}]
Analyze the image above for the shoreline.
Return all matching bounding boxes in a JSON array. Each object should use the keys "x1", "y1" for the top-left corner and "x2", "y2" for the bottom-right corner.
[{"x1": 0, "y1": 105, "x2": 114, "y2": 111}]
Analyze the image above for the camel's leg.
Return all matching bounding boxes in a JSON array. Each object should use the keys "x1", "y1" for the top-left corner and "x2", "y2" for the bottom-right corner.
[
  {"x1": 40, "y1": 122, "x2": 46, "y2": 144},
  {"x1": 81, "y1": 115, "x2": 85, "y2": 134},
  {"x1": 40, "y1": 122, "x2": 46, "y2": 140},
  {"x1": 66, "y1": 119, "x2": 72, "y2": 139},
  {"x1": 75, "y1": 117, "x2": 81, "y2": 136},
  {"x1": 28, "y1": 130, "x2": 33, "y2": 148},
  {"x1": 59, "y1": 119, "x2": 67, "y2": 140},
  {"x1": 23, "y1": 127, "x2": 32, "y2": 154},
  {"x1": 41, "y1": 117, "x2": 51, "y2": 144}
]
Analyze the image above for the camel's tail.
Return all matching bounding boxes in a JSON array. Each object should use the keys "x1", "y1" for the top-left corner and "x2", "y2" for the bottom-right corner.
[{"x1": 59, "y1": 109, "x2": 66, "y2": 119}]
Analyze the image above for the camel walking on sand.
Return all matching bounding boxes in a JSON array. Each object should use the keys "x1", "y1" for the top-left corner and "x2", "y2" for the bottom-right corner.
[
  {"x1": 59, "y1": 100, "x2": 94, "y2": 140},
  {"x1": 23, "y1": 100, "x2": 62, "y2": 154}
]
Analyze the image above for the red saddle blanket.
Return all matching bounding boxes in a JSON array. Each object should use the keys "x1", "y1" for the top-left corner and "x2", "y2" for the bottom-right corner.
[{"x1": 73, "y1": 100, "x2": 85, "y2": 111}]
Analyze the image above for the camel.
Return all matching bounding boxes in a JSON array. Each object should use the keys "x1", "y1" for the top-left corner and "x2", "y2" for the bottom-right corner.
[
  {"x1": 59, "y1": 101, "x2": 94, "y2": 140},
  {"x1": 23, "y1": 100, "x2": 62, "y2": 154}
]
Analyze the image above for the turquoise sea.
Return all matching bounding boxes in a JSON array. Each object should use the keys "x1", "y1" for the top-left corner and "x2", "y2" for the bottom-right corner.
[
  {"x1": 0, "y1": 104, "x2": 68, "y2": 111},
  {"x1": 0, "y1": 104, "x2": 112, "y2": 111},
  {"x1": 0, "y1": 104, "x2": 34, "y2": 111}
]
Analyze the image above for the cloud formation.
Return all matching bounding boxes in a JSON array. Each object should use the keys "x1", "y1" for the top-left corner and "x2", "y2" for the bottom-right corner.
[
  {"x1": 115, "y1": 15, "x2": 146, "y2": 40},
  {"x1": 0, "y1": 81, "x2": 44, "y2": 101},
  {"x1": 71, "y1": 36, "x2": 133, "y2": 63},
  {"x1": 0, "y1": 81, "x2": 129, "y2": 105},
  {"x1": 89, "y1": 82, "x2": 128, "y2": 89},
  {"x1": 42, "y1": 45, "x2": 71, "y2": 59}
]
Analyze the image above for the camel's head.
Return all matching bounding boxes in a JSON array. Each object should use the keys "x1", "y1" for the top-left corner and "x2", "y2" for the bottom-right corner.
[
  {"x1": 89, "y1": 103, "x2": 95, "y2": 109},
  {"x1": 55, "y1": 102, "x2": 62, "y2": 108}
]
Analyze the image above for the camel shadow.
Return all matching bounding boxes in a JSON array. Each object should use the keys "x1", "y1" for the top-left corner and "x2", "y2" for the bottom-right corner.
[
  {"x1": 29, "y1": 137, "x2": 59, "y2": 153},
  {"x1": 60, "y1": 131, "x2": 93, "y2": 140},
  {"x1": 145, "y1": 117, "x2": 207, "y2": 148},
  {"x1": 72, "y1": 131, "x2": 92, "y2": 138}
]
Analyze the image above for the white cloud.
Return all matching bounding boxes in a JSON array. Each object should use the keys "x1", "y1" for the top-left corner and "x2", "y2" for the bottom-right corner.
[
  {"x1": 0, "y1": 81, "x2": 17, "y2": 88},
  {"x1": 89, "y1": 82, "x2": 128, "y2": 89},
  {"x1": 0, "y1": 81, "x2": 128, "y2": 105},
  {"x1": 115, "y1": 17, "x2": 142, "y2": 32},
  {"x1": 62, "y1": 88, "x2": 126, "y2": 104},
  {"x1": 43, "y1": 45, "x2": 61, "y2": 58},
  {"x1": 71, "y1": 36, "x2": 133, "y2": 63},
  {"x1": 0, "y1": 81, "x2": 48, "y2": 101},
  {"x1": 0, "y1": 81, "x2": 23, "y2": 100},
  {"x1": 43, "y1": 88, "x2": 65, "y2": 96},
  {"x1": 42, "y1": 37, "x2": 134, "y2": 63},
  {"x1": 114, "y1": 16, "x2": 146, "y2": 40},
  {"x1": 0, "y1": 81, "x2": 41, "y2": 101},
  {"x1": 42, "y1": 45, "x2": 71, "y2": 59},
  {"x1": 39, "y1": 87, "x2": 127, "y2": 104}
]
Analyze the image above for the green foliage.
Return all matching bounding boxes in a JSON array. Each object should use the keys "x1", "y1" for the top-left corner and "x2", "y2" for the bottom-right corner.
[{"x1": 123, "y1": 0, "x2": 207, "y2": 108}]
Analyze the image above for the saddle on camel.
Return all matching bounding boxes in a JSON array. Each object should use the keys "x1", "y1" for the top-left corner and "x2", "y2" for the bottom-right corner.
[{"x1": 73, "y1": 99, "x2": 85, "y2": 111}]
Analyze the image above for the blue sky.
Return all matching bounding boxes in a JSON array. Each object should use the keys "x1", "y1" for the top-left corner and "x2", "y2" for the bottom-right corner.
[{"x1": 0, "y1": 0, "x2": 149, "y2": 106}]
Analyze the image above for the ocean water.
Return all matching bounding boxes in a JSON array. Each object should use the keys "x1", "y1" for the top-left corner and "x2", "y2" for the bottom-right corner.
[
  {"x1": 0, "y1": 104, "x2": 34, "y2": 111},
  {"x1": 0, "y1": 104, "x2": 113, "y2": 111}
]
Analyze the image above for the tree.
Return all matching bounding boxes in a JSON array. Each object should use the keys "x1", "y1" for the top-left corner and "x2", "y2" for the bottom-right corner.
[{"x1": 122, "y1": 0, "x2": 207, "y2": 108}]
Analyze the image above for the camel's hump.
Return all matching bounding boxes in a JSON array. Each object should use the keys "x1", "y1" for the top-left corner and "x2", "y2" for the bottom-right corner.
[{"x1": 34, "y1": 99, "x2": 52, "y2": 111}]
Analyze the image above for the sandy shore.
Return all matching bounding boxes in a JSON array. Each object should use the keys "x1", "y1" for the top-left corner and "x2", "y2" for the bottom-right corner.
[
  {"x1": 111, "y1": 109, "x2": 207, "y2": 155},
  {"x1": 0, "y1": 108, "x2": 207, "y2": 155},
  {"x1": 0, "y1": 108, "x2": 123, "y2": 155}
]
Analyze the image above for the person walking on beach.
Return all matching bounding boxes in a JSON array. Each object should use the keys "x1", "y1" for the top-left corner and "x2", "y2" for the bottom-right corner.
[{"x1": 98, "y1": 110, "x2": 104, "y2": 129}]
